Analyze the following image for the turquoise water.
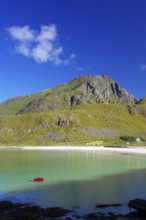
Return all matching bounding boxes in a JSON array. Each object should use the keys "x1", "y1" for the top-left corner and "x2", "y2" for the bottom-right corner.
[{"x1": 0, "y1": 149, "x2": 146, "y2": 213}]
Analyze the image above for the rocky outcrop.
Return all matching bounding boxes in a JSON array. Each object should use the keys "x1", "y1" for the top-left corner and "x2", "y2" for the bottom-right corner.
[
  {"x1": 127, "y1": 105, "x2": 146, "y2": 116},
  {"x1": 57, "y1": 119, "x2": 70, "y2": 127},
  {"x1": 39, "y1": 132, "x2": 65, "y2": 141},
  {"x1": 0, "y1": 201, "x2": 71, "y2": 219},
  {"x1": 128, "y1": 198, "x2": 146, "y2": 216},
  {"x1": 69, "y1": 75, "x2": 137, "y2": 105}
]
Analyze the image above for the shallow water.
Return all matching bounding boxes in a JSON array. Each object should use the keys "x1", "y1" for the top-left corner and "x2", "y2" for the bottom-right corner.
[{"x1": 0, "y1": 149, "x2": 146, "y2": 214}]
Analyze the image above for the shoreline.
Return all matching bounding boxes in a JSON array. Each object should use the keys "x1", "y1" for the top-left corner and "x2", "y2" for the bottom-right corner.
[
  {"x1": 2, "y1": 145, "x2": 146, "y2": 156},
  {"x1": 0, "y1": 200, "x2": 141, "y2": 219}
]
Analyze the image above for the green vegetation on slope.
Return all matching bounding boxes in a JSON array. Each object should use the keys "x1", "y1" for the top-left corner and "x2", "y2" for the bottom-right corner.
[{"x1": 0, "y1": 103, "x2": 146, "y2": 146}]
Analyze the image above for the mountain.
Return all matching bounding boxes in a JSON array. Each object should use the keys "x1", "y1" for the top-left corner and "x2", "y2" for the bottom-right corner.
[
  {"x1": 0, "y1": 74, "x2": 146, "y2": 146},
  {"x1": 138, "y1": 97, "x2": 146, "y2": 104},
  {"x1": 0, "y1": 74, "x2": 137, "y2": 115}
]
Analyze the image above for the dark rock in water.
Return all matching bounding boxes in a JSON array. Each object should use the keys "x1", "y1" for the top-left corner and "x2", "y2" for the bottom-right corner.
[
  {"x1": 128, "y1": 198, "x2": 146, "y2": 216},
  {"x1": 0, "y1": 201, "x2": 14, "y2": 210},
  {"x1": 96, "y1": 203, "x2": 122, "y2": 208},
  {"x1": 43, "y1": 206, "x2": 71, "y2": 218},
  {"x1": 0, "y1": 201, "x2": 71, "y2": 220},
  {"x1": 84, "y1": 213, "x2": 98, "y2": 219},
  {"x1": 0, "y1": 200, "x2": 143, "y2": 219}
]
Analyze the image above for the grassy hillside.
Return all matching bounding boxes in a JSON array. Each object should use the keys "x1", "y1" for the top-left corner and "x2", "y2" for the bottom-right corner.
[
  {"x1": 0, "y1": 103, "x2": 146, "y2": 146},
  {"x1": 0, "y1": 74, "x2": 145, "y2": 146}
]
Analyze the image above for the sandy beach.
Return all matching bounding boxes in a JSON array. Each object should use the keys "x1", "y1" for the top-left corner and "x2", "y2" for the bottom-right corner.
[{"x1": 10, "y1": 145, "x2": 146, "y2": 156}]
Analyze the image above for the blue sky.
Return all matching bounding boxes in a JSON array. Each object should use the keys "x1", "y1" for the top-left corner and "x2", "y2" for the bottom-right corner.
[{"x1": 0, "y1": 0, "x2": 146, "y2": 102}]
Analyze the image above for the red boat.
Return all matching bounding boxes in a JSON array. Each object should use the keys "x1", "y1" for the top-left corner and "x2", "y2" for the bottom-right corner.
[{"x1": 34, "y1": 177, "x2": 44, "y2": 182}]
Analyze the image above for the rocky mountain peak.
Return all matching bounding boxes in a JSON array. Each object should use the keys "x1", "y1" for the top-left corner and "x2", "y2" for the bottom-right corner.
[
  {"x1": 0, "y1": 74, "x2": 138, "y2": 115},
  {"x1": 68, "y1": 74, "x2": 137, "y2": 105}
]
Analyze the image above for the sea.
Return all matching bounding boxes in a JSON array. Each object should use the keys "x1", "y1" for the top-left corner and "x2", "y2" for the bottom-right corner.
[{"x1": 0, "y1": 148, "x2": 146, "y2": 215}]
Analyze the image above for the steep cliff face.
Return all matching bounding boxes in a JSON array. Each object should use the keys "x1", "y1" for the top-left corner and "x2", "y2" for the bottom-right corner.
[
  {"x1": 0, "y1": 74, "x2": 137, "y2": 115},
  {"x1": 68, "y1": 74, "x2": 136, "y2": 105}
]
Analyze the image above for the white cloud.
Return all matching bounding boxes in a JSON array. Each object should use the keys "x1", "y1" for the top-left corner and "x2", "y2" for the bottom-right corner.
[
  {"x1": 7, "y1": 24, "x2": 75, "y2": 65},
  {"x1": 16, "y1": 43, "x2": 31, "y2": 56},
  {"x1": 62, "y1": 53, "x2": 76, "y2": 66},
  {"x1": 36, "y1": 25, "x2": 57, "y2": 42},
  {"x1": 138, "y1": 64, "x2": 146, "y2": 71},
  {"x1": 8, "y1": 25, "x2": 34, "y2": 42},
  {"x1": 76, "y1": 66, "x2": 85, "y2": 71}
]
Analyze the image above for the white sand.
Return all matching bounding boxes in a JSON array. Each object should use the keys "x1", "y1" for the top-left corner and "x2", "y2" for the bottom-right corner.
[{"x1": 16, "y1": 146, "x2": 146, "y2": 155}]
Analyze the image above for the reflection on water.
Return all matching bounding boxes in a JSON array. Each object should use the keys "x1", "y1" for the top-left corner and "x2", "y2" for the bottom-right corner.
[{"x1": 0, "y1": 149, "x2": 146, "y2": 213}]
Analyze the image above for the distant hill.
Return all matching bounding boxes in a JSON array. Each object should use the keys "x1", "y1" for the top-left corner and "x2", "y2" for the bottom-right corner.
[
  {"x1": 0, "y1": 74, "x2": 146, "y2": 146},
  {"x1": 0, "y1": 74, "x2": 137, "y2": 115},
  {"x1": 138, "y1": 97, "x2": 146, "y2": 104}
]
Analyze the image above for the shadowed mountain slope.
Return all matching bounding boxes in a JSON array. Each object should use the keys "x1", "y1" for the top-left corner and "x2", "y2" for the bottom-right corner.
[{"x1": 138, "y1": 97, "x2": 146, "y2": 104}]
